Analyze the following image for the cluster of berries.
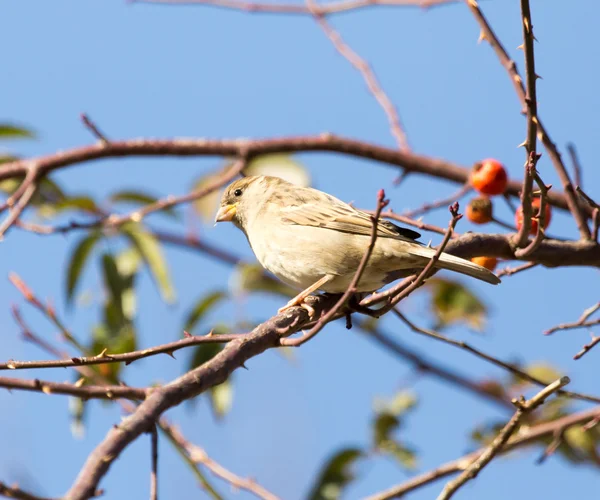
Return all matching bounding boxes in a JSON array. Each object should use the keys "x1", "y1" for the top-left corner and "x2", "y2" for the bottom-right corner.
[{"x1": 465, "y1": 159, "x2": 551, "y2": 272}]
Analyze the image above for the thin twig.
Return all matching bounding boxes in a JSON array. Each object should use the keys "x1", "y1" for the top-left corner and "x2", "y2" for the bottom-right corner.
[
  {"x1": 0, "y1": 166, "x2": 37, "y2": 215},
  {"x1": 81, "y1": 113, "x2": 109, "y2": 144},
  {"x1": 495, "y1": 261, "x2": 537, "y2": 278},
  {"x1": 573, "y1": 334, "x2": 600, "y2": 361},
  {"x1": 365, "y1": 404, "x2": 600, "y2": 500},
  {"x1": 306, "y1": 0, "x2": 410, "y2": 150},
  {"x1": 536, "y1": 429, "x2": 565, "y2": 464},
  {"x1": 0, "y1": 332, "x2": 243, "y2": 371},
  {"x1": 466, "y1": 0, "x2": 591, "y2": 239},
  {"x1": 576, "y1": 186, "x2": 600, "y2": 241},
  {"x1": 393, "y1": 310, "x2": 600, "y2": 404},
  {"x1": 378, "y1": 210, "x2": 453, "y2": 237},
  {"x1": 150, "y1": 426, "x2": 158, "y2": 500},
  {"x1": 544, "y1": 302, "x2": 600, "y2": 335},
  {"x1": 11, "y1": 304, "x2": 225, "y2": 499},
  {"x1": 0, "y1": 174, "x2": 38, "y2": 240},
  {"x1": 402, "y1": 183, "x2": 470, "y2": 218},
  {"x1": 381, "y1": 202, "x2": 462, "y2": 314},
  {"x1": 167, "y1": 424, "x2": 280, "y2": 500},
  {"x1": 360, "y1": 322, "x2": 514, "y2": 410},
  {"x1": 514, "y1": 171, "x2": 551, "y2": 258},
  {"x1": 567, "y1": 143, "x2": 583, "y2": 188},
  {"x1": 135, "y1": 0, "x2": 457, "y2": 17},
  {"x1": 437, "y1": 377, "x2": 570, "y2": 500},
  {"x1": 281, "y1": 189, "x2": 389, "y2": 346},
  {"x1": 0, "y1": 482, "x2": 55, "y2": 500},
  {"x1": 0, "y1": 376, "x2": 146, "y2": 400}
]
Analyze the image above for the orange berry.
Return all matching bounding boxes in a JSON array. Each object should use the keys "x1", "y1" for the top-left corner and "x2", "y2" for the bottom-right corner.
[
  {"x1": 470, "y1": 159, "x2": 508, "y2": 196},
  {"x1": 465, "y1": 196, "x2": 493, "y2": 224},
  {"x1": 515, "y1": 197, "x2": 552, "y2": 234},
  {"x1": 471, "y1": 256, "x2": 498, "y2": 272}
]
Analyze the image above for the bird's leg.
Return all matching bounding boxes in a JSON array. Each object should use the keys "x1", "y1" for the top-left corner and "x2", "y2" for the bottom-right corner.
[
  {"x1": 348, "y1": 294, "x2": 383, "y2": 318},
  {"x1": 278, "y1": 275, "x2": 334, "y2": 318}
]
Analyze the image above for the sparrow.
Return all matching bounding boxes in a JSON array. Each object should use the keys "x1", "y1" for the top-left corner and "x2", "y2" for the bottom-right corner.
[{"x1": 215, "y1": 175, "x2": 499, "y2": 314}]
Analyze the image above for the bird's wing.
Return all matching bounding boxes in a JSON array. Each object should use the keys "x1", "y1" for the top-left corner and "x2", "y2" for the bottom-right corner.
[{"x1": 279, "y1": 192, "x2": 421, "y2": 243}]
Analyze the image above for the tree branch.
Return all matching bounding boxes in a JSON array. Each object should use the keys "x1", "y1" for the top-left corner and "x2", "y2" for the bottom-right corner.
[
  {"x1": 437, "y1": 376, "x2": 569, "y2": 500},
  {"x1": 0, "y1": 135, "x2": 591, "y2": 217},
  {"x1": 466, "y1": 0, "x2": 591, "y2": 239},
  {"x1": 135, "y1": 0, "x2": 457, "y2": 16},
  {"x1": 366, "y1": 404, "x2": 600, "y2": 500},
  {"x1": 0, "y1": 376, "x2": 146, "y2": 400}
]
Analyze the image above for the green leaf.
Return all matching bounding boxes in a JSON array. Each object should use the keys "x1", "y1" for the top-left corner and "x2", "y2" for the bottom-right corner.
[
  {"x1": 109, "y1": 190, "x2": 178, "y2": 218},
  {"x1": 0, "y1": 176, "x2": 65, "y2": 209},
  {"x1": 244, "y1": 153, "x2": 311, "y2": 187},
  {"x1": 91, "y1": 323, "x2": 136, "y2": 383},
  {"x1": 121, "y1": 222, "x2": 176, "y2": 303},
  {"x1": 511, "y1": 362, "x2": 563, "y2": 388},
  {"x1": 102, "y1": 254, "x2": 123, "y2": 307},
  {"x1": 307, "y1": 448, "x2": 363, "y2": 500},
  {"x1": 372, "y1": 391, "x2": 418, "y2": 470},
  {"x1": 65, "y1": 232, "x2": 102, "y2": 305},
  {"x1": 426, "y1": 278, "x2": 487, "y2": 331},
  {"x1": 373, "y1": 390, "x2": 417, "y2": 417},
  {"x1": 38, "y1": 196, "x2": 100, "y2": 219},
  {"x1": 0, "y1": 123, "x2": 35, "y2": 139},
  {"x1": 373, "y1": 412, "x2": 399, "y2": 446},
  {"x1": 115, "y1": 247, "x2": 142, "y2": 276},
  {"x1": 191, "y1": 166, "x2": 232, "y2": 223},
  {"x1": 386, "y1": 444, "x2": 417, "y2": 470},
  {"x1": 184, "y1": 291, "x2": 227, "y2": 333},
  {"x1": 69, "y1": 397, "x2": 87, "y2": 439},
  {"x1": 210, "y1": 381, "x2": 233, "y2": 419}
]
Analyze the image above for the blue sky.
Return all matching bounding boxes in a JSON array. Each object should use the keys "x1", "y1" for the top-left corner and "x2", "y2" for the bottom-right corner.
[{"x1": 1, "y1": 0, "x2": 600, "y2": 499}]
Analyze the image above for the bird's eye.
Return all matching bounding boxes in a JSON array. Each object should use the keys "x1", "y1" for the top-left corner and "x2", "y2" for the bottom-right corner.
[{"x1": 234, "y1": 188, "x2": 243, "y2": 197}]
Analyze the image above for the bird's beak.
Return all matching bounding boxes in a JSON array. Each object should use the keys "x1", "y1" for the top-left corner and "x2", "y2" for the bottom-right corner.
[{"x1": 215, "y1": 203, "x2": 238, "y2": 223}]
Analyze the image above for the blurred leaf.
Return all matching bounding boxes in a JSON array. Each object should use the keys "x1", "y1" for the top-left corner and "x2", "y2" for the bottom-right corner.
[
  {"x1": 307, "y1": 448, "x2": 363, "y2": 500},
  {"x1": 564, "y1": 425, "x2": 598, "y2": 455},
  {"x1": 426, "y1": 278, "x2": 487, "y2": 331},
  {"x1": 229, "y1": 262, "x2": 295, "y2": 297},
  {"x1": 0, "y1": 176, "x2": 65, "y2": 207},
  {"x1": 91, "y1": 323, "x2": 136, "y2": 383},
  {"x1": 184, "y1": 291, "x2": 226, "y2": 333},
  {"x1": 115, "y1": 246, "x2": 142, "y2": 276},
  {"x1": 382, "y1": 442, "x2": 417, "y2": 470},
  {"x1": 0, "y1": 154, "x2": 17, "y2": 164},
  {"x1": 0, "y1": 123, "x2": 35, "y2": 139},
  {"x1": 191, "y1": 164, "x2": 234, "y2": 223},
  {"x1": 244, "y1": 154, "x2": 311, "y2": 187},
  {"x1": 66, "y1": 232, "x2": 102, "y2": 305},
  {"x1": 210, "y1": 381, "x2": 233, "y2": 419},
  {"x1": 372, "y1": 391, "x2": 418, "y2": 470},
  {"x1": 68, "y1": 397, "x2": 86, "y2": 439},
  {"x1": 109, "y1": 190, "x2": 178, "y2": 218},
  {"x1": 373, "y1": 412, "x2": 399, "y2": 446},
  {"x1": 102, "y1": 253, "x2": 126, "y2": 321},
  {"x1": 511, "y1": 362, "x2": 563, "y2": 388},
  {"x1": 39, "y1": 196, "x2": 99, "y2": 218},
  {"x1": 122, "y1": 222, "x2": 176, "y2": 303},
  {"x1": 373, "y1": 390, "x2": 417, "y2": 417},
  {"x1": 477, "y1": 379, "x2": 508, "y2": 401}
]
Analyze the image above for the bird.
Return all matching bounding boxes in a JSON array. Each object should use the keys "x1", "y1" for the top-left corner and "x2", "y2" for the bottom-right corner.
[{"x1": 215, "y1": 175, "x2": 500, "y2": 315}]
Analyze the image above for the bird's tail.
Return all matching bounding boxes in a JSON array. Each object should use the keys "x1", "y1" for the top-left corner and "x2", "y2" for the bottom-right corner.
[{"x1": 408, "y1": 246, "x2": 501, "y2": 285}]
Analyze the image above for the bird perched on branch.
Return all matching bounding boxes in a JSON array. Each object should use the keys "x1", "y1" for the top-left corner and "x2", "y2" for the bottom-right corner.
[{"x1": 215, "y1": 175, "x2": 499, "y2": 315}]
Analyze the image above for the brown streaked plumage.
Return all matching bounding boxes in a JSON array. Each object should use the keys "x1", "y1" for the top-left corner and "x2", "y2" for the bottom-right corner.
[{"x1": 215, "y1": 176, "x2": 499, "y2": 312}]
